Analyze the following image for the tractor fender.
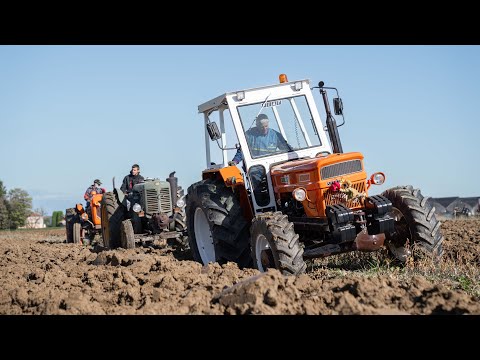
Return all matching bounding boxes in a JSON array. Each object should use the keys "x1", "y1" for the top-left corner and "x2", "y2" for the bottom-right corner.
[{"x1": 114, "y1": 187, "x2": 125, "y2": 205}]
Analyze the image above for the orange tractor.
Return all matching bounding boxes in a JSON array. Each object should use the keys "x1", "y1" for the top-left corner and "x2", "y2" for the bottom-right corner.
[
  {"x1": 66, "y1": 191, "x2": 103, "y2": 245},
  {"x1": 186, "y1": 74, "x2": 444, "y2": 275}
]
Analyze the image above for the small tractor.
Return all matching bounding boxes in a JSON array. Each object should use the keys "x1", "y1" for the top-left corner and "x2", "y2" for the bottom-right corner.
[
  {"x1": 186, "y1": 74, "x2": 444, "y2": 275},
  {"x1": 100, "y1": 171, "x2": 188, "y2": 250},
  {"x1": 66, "y1": 191, "x2": 103, "y2": 245}
]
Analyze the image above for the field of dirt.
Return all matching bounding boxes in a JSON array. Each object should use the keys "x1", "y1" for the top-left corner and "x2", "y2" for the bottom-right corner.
[{"x1": 1, "y1": 219, "x2": 479, "y2": 315}]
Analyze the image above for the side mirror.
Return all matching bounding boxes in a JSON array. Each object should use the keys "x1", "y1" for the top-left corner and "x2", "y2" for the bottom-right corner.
[
  {"x1": 333, "y1": 98, "x2": 343, "y2": 115},
  {"x1": 207, "y1": 122, "x2": 222, "y2": 141}
]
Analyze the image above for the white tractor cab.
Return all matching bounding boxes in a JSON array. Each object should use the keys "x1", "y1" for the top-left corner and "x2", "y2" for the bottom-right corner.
[
  {"x1": 199, "y1": 75, "x2": 335, "y2": 213},
  {"x1": 187, "y1": 74, "x2": 443, "y2": 275}
]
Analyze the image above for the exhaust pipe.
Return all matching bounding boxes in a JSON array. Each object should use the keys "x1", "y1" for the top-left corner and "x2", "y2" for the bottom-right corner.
[
  {"x1": 167, "y1": 171, "x2": 178, "y2": 207},
  {"x1": 319, "y1": 82, "x2": 343, "y2": 154}
]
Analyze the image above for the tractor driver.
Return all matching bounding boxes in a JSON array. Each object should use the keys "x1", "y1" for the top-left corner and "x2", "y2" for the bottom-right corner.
[
  {"x1": 121, "y1": 163, "x2": 145, "y2": 196},
  {"x1": 229, "y1": 114, "x2": 292, "y2": 205},
  {"x1": 84, "y1": 179, "x2": 106, "y2": 210},
  {"x1": 84, "y1": 179, "x2": 106, "y2": 203},
  {"x1": 229, "y1": 113, "x2": 291, "y2": 165}
]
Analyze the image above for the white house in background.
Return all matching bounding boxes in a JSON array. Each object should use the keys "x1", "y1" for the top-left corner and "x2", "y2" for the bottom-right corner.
[{"x1": 20, "y1": 213, "x2": 47, "y2": 229}]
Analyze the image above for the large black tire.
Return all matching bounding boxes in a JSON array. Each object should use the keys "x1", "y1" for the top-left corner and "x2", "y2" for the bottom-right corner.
[
  {"x1": 381, "y1": 185, "x2": 444, "y2": 262},
  {"x1": 65, "y1": 208, "x2": 76, "y2": 243},
  {"x1": 250, "y1": 211, "x2": 306, "y2": 276},
  {"x1": 101, "y1": 191, "x2": 125, "y2": 249},
  {"x1": 73, "y1": 222, "x2": 82, "y2": 244},
  {"x1": 120, "y1": 219, "x2": 135, "y2": 249},
  {"x1": 186, "y1": 178, "x2": 252, "y2": 268}
]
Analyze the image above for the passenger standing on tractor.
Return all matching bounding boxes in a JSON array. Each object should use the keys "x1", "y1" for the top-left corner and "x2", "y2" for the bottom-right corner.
[{"x1": 121, "y1": 163, "x2": 145, "y2": 196}]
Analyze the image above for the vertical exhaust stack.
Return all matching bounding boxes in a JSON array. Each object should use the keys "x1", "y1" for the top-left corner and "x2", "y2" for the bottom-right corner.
[
  {"x1": 167, "y1": 171, "x2": 178, "y2": 208},
  {"x1": 319, "y1": 81, "x2": 343, "y2": 154}
]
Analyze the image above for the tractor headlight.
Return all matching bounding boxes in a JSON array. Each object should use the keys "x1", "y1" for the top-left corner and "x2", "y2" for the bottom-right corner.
[
  {"x1": 177, "y1": 197, "x2": 185, "y2": 208},
  {"x1": 292, "y1": 187, "x2": 307, "y2": 202},
  {"x1": 132, "y1": 203, "x2": 142, "y2": 213},
  {"x1": 81, "y1": 213, "x2": 88, "y2": 220},
  {"x1": 372, "y1": 172, "x2": 386, "y2": 185}
]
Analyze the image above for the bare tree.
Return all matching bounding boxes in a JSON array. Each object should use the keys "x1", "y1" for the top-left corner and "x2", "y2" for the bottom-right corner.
[{"x1": 25, "y1": 208, "x2": 47, "y2": 229}]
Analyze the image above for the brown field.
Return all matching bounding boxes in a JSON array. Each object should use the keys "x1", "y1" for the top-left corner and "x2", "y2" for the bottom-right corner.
[{"x1": 1, "y1": 219, "x2": 479, "y2": 315}]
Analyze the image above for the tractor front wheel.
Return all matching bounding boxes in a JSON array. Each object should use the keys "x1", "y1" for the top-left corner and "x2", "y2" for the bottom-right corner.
[
  {"x1": 120, "y1": 219, "x2": 135, "y2": 249},
  {"x1": 250, "y1": 211, "x2": 306, "y2": 276},
  {"x1": 172, "y1": 186, "x2": 189, "y2": 249}
]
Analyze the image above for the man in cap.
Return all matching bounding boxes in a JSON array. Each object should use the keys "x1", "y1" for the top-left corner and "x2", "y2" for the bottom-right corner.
[
  {"x1": 121, "y1": 163, "x2": 145, "y2": 196},
  {"x1": 230, "y1": 113, "x2": 291, "y2": 165},
  {"x1": 229, "y1": 114, "x2": 291, "y2": 205},
  {"x1": 84, "y1": 179, "x2": 106, "y2": 207}
]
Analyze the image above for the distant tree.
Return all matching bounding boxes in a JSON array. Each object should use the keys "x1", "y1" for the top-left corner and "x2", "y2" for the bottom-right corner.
[
  {"x1": 0, "y1": 180, "x2": 9, "y2": 229},
  {"x1": 7, "y1": 188, "x2": 32, "y2": 230},
  {"x1": 51, "y1": 211, "x2": 59, "y2": 227},
  {"x1": 34, "y1": 207, "x2": 47, "y2": 216},
  {"x1": 0, "y1": 180, "x2": 6, "y2": 198},
  {"x1": 0, "y1": 197, "x2": 9, "y2": 230},
  {"x1": 51, "y1": 210, "x2": 65, "y2": 227}
]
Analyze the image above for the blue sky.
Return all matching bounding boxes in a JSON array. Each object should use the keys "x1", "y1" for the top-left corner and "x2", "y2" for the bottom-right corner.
[{"x1": 0, "y1": 45, "x2": 478, "y2": 215}]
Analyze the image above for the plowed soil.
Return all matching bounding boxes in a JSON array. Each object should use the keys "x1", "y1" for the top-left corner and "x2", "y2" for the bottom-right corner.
[{"x1": 1, "y1": 219, "x2": 479, "y2": 314}]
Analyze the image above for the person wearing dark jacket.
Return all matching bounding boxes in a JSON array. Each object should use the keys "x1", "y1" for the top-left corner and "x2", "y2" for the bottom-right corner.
[{"x1": 120, "y1": 164, "x2": 145, "y2": 195}]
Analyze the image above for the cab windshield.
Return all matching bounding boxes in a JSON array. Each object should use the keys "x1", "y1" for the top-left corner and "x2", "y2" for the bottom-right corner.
[{"x1": 237, "y1": 95, "x2": 322, "y2": 159}]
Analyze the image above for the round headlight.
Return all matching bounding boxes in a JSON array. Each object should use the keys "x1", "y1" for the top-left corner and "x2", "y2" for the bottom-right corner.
[
  {"x1": 372, "y1": 172, "x2": 385, "y2": 185},
  {"x1": 132, "y1": 203, "x2": 142, "y2": 213},
  {"x1": 177, "y1": 198, "x2": 185, "y2": 208},
  {"x1": 81, "y1": 213, "x2": 88, "y2": 220},
  {"x1": 292, "y1": 188, "x2": 307, "y2": 202}
]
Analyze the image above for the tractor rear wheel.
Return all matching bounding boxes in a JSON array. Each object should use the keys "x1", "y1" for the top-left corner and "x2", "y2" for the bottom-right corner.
[
  {"x1": 65, "y1": 208, "x2": 76, "y2": 243},
  {"x1": 381, "y1": 185, "x2": 444, "y2": 262},
  {"x1": 101, "y1": 191, "x2": 125, "y2": 249},
  {"x1": 120, "y1": 219, "x2": 136, "y2": 249},
  {"x1": 250, "y1": 211, "x2": 306, "y2": 275},
  {"x1": 186, "y1": 178, "x2": 251, "y2": 268},
  {"x1": 73, "y1": 222, "x2": 83, "y2": 244}
]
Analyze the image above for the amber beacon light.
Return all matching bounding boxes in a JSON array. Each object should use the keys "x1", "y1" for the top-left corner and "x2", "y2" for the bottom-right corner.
[{"x1": 279, "y1": 74, "x2": 288, "y2": 83}]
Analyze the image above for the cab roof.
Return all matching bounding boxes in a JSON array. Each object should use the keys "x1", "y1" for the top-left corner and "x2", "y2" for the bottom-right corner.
[{"x1": 197, "y1": 78, "x2": 311, "y2": 114}]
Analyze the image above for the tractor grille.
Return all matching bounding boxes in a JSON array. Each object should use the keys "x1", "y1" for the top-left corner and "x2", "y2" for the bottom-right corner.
[
  {"x1": 323, "y1": 180, "x2": 366, "y2": 208},
  {"x1": 145, "y1": 189, "x2": 159, "y2": 213},
  {"x1": 159, "y1": 188, "x2": 172, "y2": 214},
  {"x1": 320, "y1": 160, "x2": 362, "y2": 180}
]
